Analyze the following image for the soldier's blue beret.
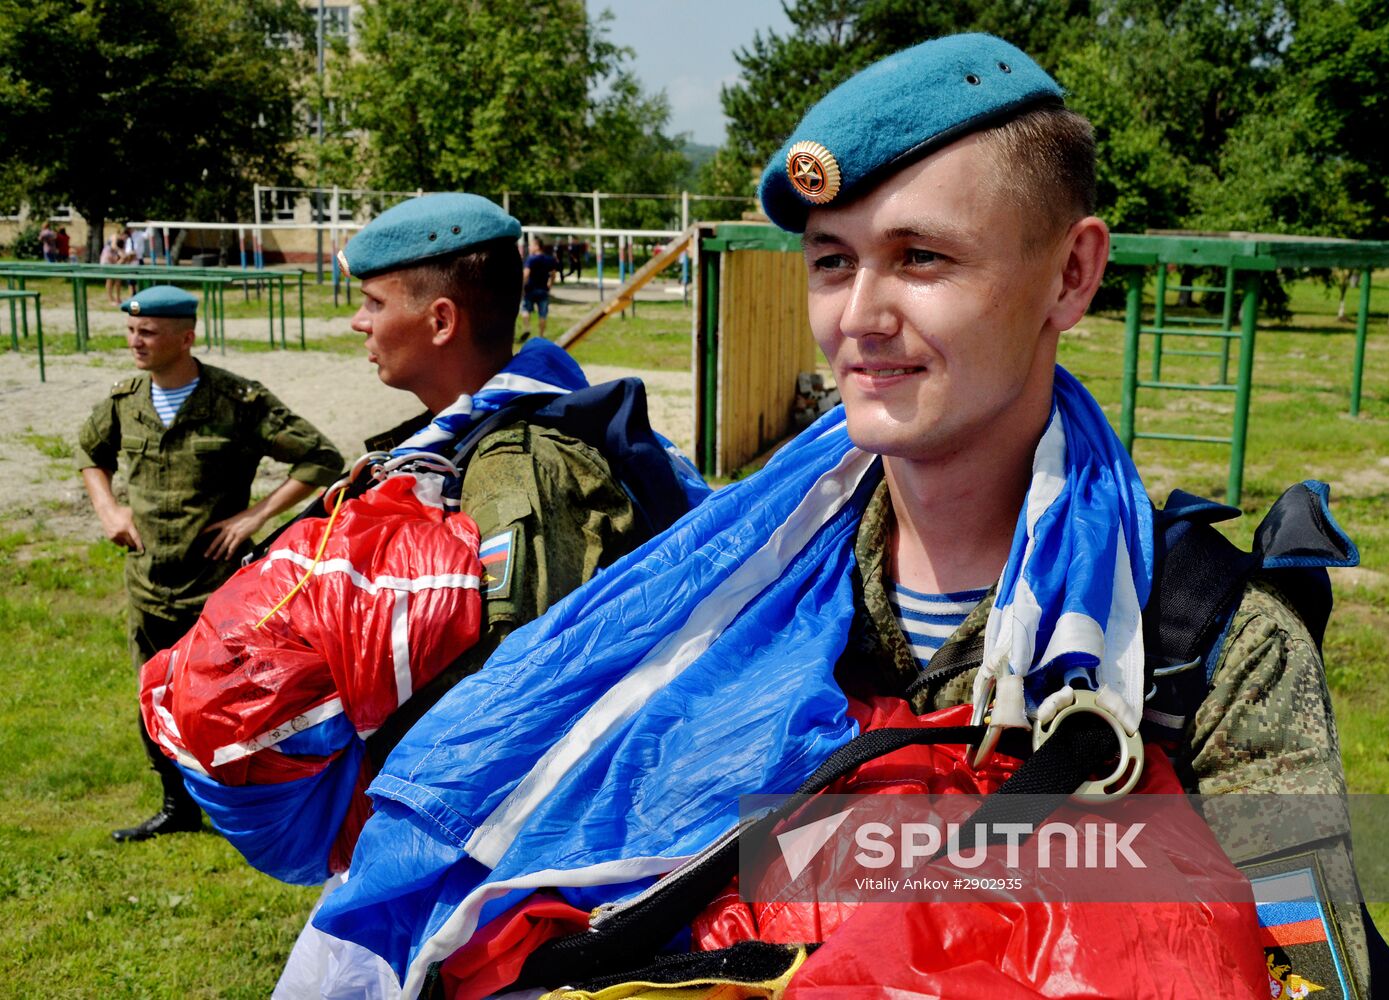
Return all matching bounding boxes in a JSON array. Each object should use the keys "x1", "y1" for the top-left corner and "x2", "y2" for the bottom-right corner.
[
  {"x1": 759, "y1": 33, "x2": 1064, "y2": 233},
  {"x1": 340, "y1": 193, "x2": 522, "y2": 279},
  {"x1": 120, "y1": 285, "x2": 198, "y2": 318}
]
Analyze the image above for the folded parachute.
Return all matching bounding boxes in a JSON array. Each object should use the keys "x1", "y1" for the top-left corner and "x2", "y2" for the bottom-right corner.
[{"x1": 140, "y1": 474, "x2": 484, "y2": 885}]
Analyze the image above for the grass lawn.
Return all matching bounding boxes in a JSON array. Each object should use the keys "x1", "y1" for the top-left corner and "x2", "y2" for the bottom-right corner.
[{"x1": 0, "y1": 269, "x2": 1385, "y2": 994}]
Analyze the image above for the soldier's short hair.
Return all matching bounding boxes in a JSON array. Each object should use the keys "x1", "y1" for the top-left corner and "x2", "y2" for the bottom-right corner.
[
  {"x1": 977, "y1": 105, "x2": 1096, "y2": 253},
  {"x1": 401, "y1": 236, "x2": 523, "y2": 352}
]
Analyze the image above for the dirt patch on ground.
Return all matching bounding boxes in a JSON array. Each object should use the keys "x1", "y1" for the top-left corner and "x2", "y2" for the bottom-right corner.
[
  {"x1": 1333, "y1": 566, "x2": 1389, "y2": 592},
  {"x1": 0, "y1": 326, "x2": 693, "y2": 541},
  {"x1": 1336, "y1": 455, "x2": 1389, "y2": 499}
]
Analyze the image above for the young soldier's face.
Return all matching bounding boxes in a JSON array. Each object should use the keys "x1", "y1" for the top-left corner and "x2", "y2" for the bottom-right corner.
[
  {"x1": 125, "y1": 316, "x2": 194, "y2": 374},
  {"x1": 803, "y1": 132, "x2": 1069, "y2": 464},
  {"x1": 353, "y1": 274, "x2": 436, "y2": 397}
]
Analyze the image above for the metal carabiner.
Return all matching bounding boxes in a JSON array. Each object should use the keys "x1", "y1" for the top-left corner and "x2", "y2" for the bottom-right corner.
[{"x1": 322, "y1": 450, "x2": 390, "y2": 509}]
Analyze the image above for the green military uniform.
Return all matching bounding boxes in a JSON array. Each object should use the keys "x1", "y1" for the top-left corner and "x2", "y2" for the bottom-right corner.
[
  {"x1": 363, "y1": 418, "x2": 641, "y2": 759},
  {"x1": 77, "y1": 361, "x2": 343, "y2": 663},
  {"x1": 839, "y1": 479, "x2": 1369, "y2": 994},
  {"x1": 77, "y1": 358, "x2": 343, "y2": 840}
]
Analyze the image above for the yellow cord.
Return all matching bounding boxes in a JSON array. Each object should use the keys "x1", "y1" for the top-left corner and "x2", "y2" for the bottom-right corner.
[{"x1": 253, "y1": 487, "x2": 347, "y2": 630}]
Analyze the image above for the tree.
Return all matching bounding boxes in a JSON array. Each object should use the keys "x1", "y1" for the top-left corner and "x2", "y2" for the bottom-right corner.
[
  {"x1": 1056, "y1": 0, "x2": 1294, "y2": 235},
  {"x1": 0, "y1": 0, "x2": 311, "y2": 260},
  {"x1": 1189, "y1": 0, "x2": 1388, "y2": 241},
  {"x1": 576, "y1": 72, "x2": 690, "y2": 230},
  {"x1": 333, "y1": 0, "x2": 615, "y2": 195}
]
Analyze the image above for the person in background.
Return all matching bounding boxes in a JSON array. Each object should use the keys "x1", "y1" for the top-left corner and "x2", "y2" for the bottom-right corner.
[
  {"x1": 76, "y1": 285, "x2": 343, "y2": 842},
  {"x1": 38, "y1": 222, "x2": 58, "y2": 262},
  {"x1": 520, "y1": 236, "x2": 560, "y2": 341},
  {"x1": 100, "y1": 234, "x2": 134, "y2": 305}
]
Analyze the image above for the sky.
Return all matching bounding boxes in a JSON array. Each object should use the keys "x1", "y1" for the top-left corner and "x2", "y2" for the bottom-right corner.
[{"x1": 586, "y1": 0, "x2": 793, "y2": 147}]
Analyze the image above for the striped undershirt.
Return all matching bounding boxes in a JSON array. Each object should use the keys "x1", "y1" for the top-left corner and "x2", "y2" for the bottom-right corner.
[
  {"x1": 150, "y1": 378, "x2": 199, "y2": 427},
  {"x1": 889, "y1": 582, "x2": 990, "y2": 671}
]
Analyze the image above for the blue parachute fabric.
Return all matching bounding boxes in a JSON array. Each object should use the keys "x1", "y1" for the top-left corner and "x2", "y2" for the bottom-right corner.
[
  {"x1": 179, "y1": 737, "x2": 365, "y2": 886},
  {"x1": 314, "y1": 408, "x2": 872, "y2": 982},
  {"x1": 313, "y1": 366, "x2": 1158, "y2": 991},
  {"x1": 275, "y1": 712, "x2": 357, "y2": 758}
]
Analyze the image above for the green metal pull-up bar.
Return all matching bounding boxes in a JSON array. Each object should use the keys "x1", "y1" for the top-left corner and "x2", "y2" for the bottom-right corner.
[{"x1": 1113, "y1": 232, "x2": 1389, "y2": 505}]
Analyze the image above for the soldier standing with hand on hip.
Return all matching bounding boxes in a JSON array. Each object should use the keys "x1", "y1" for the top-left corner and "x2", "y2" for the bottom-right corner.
[{"x1": 76, "y1": 285, "x2": 343, "y2": 842}]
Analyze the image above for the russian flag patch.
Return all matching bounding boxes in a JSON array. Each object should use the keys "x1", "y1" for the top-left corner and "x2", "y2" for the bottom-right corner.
[
  {"x1": 1250, "y1": 863, "x2": 1354, "y2": 999},
  {"x1": 480, "y1": 528, "x2": 517, "y2": 597}
]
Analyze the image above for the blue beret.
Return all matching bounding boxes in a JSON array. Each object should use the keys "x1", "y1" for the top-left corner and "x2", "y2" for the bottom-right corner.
[
  {"x1": 759, "y1": 34, "x2": 1064, "y2": 233},
  {"x1": 120, "y1": 285, "x2": 198, "y2": 318},
  {"x1": 340, "y1": 193, "x2": 522, "y2": 279}
]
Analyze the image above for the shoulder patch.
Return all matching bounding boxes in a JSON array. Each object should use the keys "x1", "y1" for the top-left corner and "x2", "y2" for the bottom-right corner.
[
  {"x1": 479, "y1": 527, "x2": 517, "y2": 598},
  {"x1": 109, "y1": 376, "x2": 141, "y2": 397}
]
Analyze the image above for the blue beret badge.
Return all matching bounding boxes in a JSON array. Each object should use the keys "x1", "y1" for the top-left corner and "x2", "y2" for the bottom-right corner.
[{"x1": 786, "y1": 140, "x2": 842, "y2": 205}]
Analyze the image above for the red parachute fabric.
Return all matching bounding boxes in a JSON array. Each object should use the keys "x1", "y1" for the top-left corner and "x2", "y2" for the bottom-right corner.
[
  {"x1": 694, "y1": 698, "x2": 1269, "y2": 999},
  {"x1": 140, "y1": 475, "x2": 484, "y2": 787},
  {"x1": 437, "y1": 893, "x2": 591, "y2": 1000}
]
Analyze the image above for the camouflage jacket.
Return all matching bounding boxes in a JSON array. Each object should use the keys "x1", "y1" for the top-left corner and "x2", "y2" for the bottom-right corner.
[
  {"x1": 838, "y1": 479, "x2": 1369, "y2": 993},
  {"x1": 75, "y1": 362, "x2": 343, "y2": 614}
]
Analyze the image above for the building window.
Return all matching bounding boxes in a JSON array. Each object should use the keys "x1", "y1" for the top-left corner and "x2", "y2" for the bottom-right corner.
[
  {"x1": 260, "y1": 190, "x2": 299, "y2": 222},
  {"x1": 319, "y1": 5, "x2": 350, "y2": 44}
]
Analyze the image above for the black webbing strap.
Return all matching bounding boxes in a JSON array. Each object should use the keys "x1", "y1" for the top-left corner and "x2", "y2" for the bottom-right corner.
[
  {"x1": 793, "y1": 726, "x2": 985, "y2": 798},
  {"x1": 964, "y1": 712, "x2": 1118, "y2": 839},
  {"x1": 514, "y1": 716, "x2": 1119, "y2": 988}
]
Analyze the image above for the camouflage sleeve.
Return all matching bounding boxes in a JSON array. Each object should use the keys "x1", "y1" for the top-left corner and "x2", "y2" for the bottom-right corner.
[
  {"x1": 1189, "y1": 577, "x2": 1345, "y2": 797},
  {"x1": 460, "y1": 420, "x2": 638, "y2": 632},
  {"x1": 247, "y1": 385, "x2": 344, "y2": 487},
  {"x1": 74, "y1": 395, "x2": 119, "y2": 472},
  {"x1": 1189, "y1": 577, "x2": 1370, "y2": 994}
]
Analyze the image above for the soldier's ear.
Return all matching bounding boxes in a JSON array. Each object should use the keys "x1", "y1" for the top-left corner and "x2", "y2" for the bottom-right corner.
[
  {"x1": 1044, "y1": 216, "x2": 1109, "y2": 334},
  {"x1": 428, "y1": 296, "x2": 461, "y2": 347}
]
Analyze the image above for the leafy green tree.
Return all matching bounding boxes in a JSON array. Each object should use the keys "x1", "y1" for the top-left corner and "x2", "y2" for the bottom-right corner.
[
  {"x1": 0, "y1": 0, "x2": 310, "y2": 260},
  {"x1": 575, "y1": 72, "x2": 690, "y2": 230},
  {"x1": 334, "y1": 0, "x2": 615, "y2": 195},
  {"x1": 1190, "y1": 0, "x2": 1388, "y2": 240},
  {"x1": 1056, "y1": 0, "x2": 1294, "y2": 235}
]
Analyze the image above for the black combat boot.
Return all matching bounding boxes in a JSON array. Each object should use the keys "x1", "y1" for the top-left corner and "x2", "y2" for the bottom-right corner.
[
  {"x1": 111, "y1": 793, "x2": 202, "y2": 842},
  {"x1": 114, "y1": 715, "x2": 203, "y2": 842}
]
